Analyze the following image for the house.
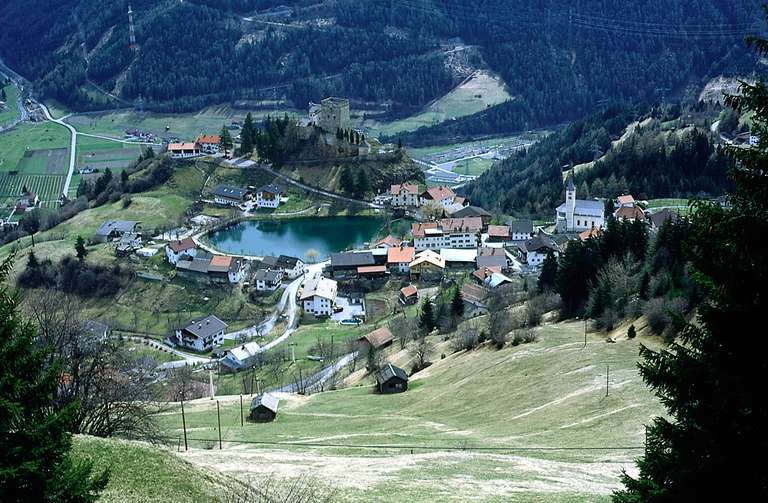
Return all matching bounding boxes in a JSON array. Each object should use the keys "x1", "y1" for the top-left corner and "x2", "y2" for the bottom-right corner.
[
  {"x1": 509, "y1": 219, "x2": 534, "y2": 241},
  {"x1": 473, "y1": 267, "x2": 514, "y2": 289},
  {"x1": 477, "y1": 247, "x2": 509, "y2": 271},
  {"x1": 390, "y1": 183, "x2": 420, "y2": 208},
  {"x1": 411, "y1": 217, "x2": 482, "y2": 251},
  {"x1": 174, "y1": 315, "x2": 227, "y2": 352},
  {"x1": 555, "y1": 175, "x2": 605, "y2": 233},
  {"x1": 579, "y1": 227, "x2": 602, "y2": 241},
  {"x1": 357, "y1": 326, "x2": 394, "y2": 353},
  {"x1": 449, "y1": 205, "x2": 492, "y2": 227},
  {"x1": 115, "y1": 232, "x2": 142, "y2": 256},
  {"x1": 168, "y1": 142, "x2": 201, "y2": 159},
  {"x1": 374, "y1": 363, "x2": 408, "y2": 394},
  {"x1": 255, "y1": 184, "x2": 283, "y2": 209},
  {"x1": 375, "y1": 235, "x2": 403, "y2": 249},
  {"x1": 486, "y1": 225, "x2": 511, "y2": 243},
  {"x1": 614, "y1": 205, "x2": 646, "y2": 222},
  {"x1": 211, "y1": 185, "x2": 251, "y2": 206},
  {"x1": 387, "y1": 246, "x2": 415, "y2": 274},
  {"x1": 196, "y1": 135, "x2": 221, "y2": 154},
  {"x1": 330, "y1": 252, "x2": 375, "y2": 279},
  {"x1": 253, "y1": 269, "x2": 282, "y2": 292},
  {"x1": 275, "y1": 255, "x2": 304, "y2": 279},
  {"x1": 95, "y1": 220, "x2": 141, "y2": 243},
  {"x1": 165, "y1": 238, "x2": 197, "y2": 265},
  {"x1": 420, "y1": 186, "x2": 456, "y2": 208},
  {"x1": 16, "y1": 190, "x2": 40, "y2": 212},
  {"x1": 300, "y1": 277, "x2": 338, "y2": 317},
  {"x1": 461, "y1": 283, "x2": 489, "y2": 317},
  {"x1": 522, "y1": 232, "x2": 560, "y2": 266},
  {"x1": 409, "y1": 250, "x2": 446, "y2": 281},
  {"x1": 249, "y1": 393, "x2": 279, "y2": 422},
  {"x1": 616, "y1": 194, "x2": 636, "y2": 208},
  {"x1": 358, "y1": 265, "x2": 388, "y2": 279},
  {"x1": 649, "y1": 208, "x2": 679, "y2": 230},
  {"x1": 208, "y1": 255, "x2": 247, "y2": 284},
  {"x1": 440, "y1": 248, "x2": 478, "y2": 269},
  {"x1": 399, "y1": 285, "x2": 419, "y2": 305},
  {"x1": 225, "y1": 342, "x2": 262, "y2": 369}
]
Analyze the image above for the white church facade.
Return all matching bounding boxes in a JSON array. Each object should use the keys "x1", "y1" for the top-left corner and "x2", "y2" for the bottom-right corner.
[{"x1": 555, "y1": 176, "x2": 605, "y2": 233}]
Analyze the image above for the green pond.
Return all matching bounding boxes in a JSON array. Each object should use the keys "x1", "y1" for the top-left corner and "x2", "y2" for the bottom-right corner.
[{"x1": 206, "y1": 216, "x2": 385, "y2": 258}]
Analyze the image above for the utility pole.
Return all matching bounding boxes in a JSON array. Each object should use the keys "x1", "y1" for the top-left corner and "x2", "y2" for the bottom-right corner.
[
  {"x1": 179, "y1": 394, "x2": 188, "y2": 451},
  {"x1": 209, "y1": 369, "x2": 214, "y2": 399},
  {"x1": 290, "y1": 342, "x2": 296, "y2": 363},
  {"x1": 216, "y1": 400, "x2": 222, "y2": 450},
  {"x1": 240, "y1": 394, "x2": 244, "y2": 427},
  {"x1": 606, "y1": 365, "x2": 610, "y2": 397},
  {"x1": 584, "y1": 318, "x2": 587, "y2": 348}
]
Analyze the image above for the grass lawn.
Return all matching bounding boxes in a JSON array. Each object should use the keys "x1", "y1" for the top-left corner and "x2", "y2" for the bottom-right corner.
[
  {"x1": 122, "y1": 339, "x2": 182, "y2": 365},
  {"x1": 363, "y1": 71, "x2": 511, "y2": 137},
  {"x1": 159, "y1": 319, "x2": 663, "y2": 501},
  {"x1": 0, "y1": 82, "x2": 20, "y2": 126},
  {"x1": 451, "y1": 157, "x2": 494, "y2": 176},
  {"x1": 646, "y1": 198, "x2": 690, "y2": 209}
]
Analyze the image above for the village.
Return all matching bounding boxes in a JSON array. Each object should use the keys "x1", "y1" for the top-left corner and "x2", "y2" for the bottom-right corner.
[{"x1": 70, "y1": 97, "x2": 683, "y2": 421}]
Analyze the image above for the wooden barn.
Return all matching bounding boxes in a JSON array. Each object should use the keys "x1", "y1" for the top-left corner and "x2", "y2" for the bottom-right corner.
[
  {"x1": 374, "y1": 363, "x2": 409, "y2": 394},
  {"x1": 249, "y1": 393, "x2": 279, "y2": 422}
]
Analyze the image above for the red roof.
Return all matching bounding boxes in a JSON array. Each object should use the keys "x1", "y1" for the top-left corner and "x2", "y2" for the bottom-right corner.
[
  {"x1": 387, "y1": 246, "x2": 415, "y2": 264},
  {"x1": 358, "y1": 265, "x2": 387, "y2": 274},
  {"x1": 487, "y1": 225, "x2": 510, "y2": 238},
  {"x1": 168, "y1": 237, "x2": 196, "y2": 252},
  {"x1": 168, "y1": 142, "x2": 198, "y2": 151},
  {"x1": 579, "y1": 227, "x2": 602, "y2": 241},
  {"x1": 400, "y1": 285, "x2": 418, "y2": 298},
  {"x1": 376, "y1": 235, "x2": 403, "y2": 247},
  {"x1": 617, "y1": 195, "x2": 636, "y2": 205},
  {"x1": 422, "y1": 186, "x2": 455, "y2": 201},
  {"x1": 196, "y1": 135, "x2": 221, "y2": 144},
  {"x1": 614, "y1": 206, "x2": 646, "y2": 221},
  {"x1": 390, "y1": 183, "x2": 419, "y2": 195}
]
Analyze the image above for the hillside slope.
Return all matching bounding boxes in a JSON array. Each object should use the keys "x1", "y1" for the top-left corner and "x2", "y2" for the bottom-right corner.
[{"x1": 158, "y1": 319, "x2": 664, "y2": 502}]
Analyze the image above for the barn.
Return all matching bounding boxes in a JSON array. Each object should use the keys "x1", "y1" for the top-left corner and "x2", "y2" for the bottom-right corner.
[
  {"x1": 249, "y1": 393, "x2": 279, "y2": 422},
  {"x1": 374, "y1": 363, "x2": 409, "y2": 394}
]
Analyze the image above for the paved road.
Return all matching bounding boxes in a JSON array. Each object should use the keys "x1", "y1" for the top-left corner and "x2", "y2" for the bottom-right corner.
[
  {"x1": 275, "y1": 351, "x2": 358, "y2": 394},
  {"x1": 36, "y1": 103, "x2": 78, "y2": 196},
  {"x1": 117, "y1": 335, "x2": 213, "y2": 370},
  {"x1": 251, "y1": 162, "x2": 384, "y2": 209}
]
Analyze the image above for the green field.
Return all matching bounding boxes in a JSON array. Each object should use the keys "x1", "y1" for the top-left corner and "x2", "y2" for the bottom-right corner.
[
  {"x1": 77, "y1": 136, "x2": 142, "y2": 173},
  {"x1": 363, "y1": 71, "x2": 512, "y2": 137},
  {"x1": 65, "y1": 106, "x2": 299, "y2": 142},
  {"x1": 451, "y1": 157, "x2": 494, "y2": 176},
  {"x1": 0, "y1": 82, "x2": 20, "y2": 126},
  {"x1": 646, "y1": 198, "x2": 690, "y2": 209},
  {"x1": 157, "y1": 320, "x2": 663, "y2": 502}
]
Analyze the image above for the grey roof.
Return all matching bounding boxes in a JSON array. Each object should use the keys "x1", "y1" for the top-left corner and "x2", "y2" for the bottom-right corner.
[
  {"x1": 524, "y1": 234, "x2": 559, "y2": 254},
  {"x1": 331, "y1": 251, "x2": 375, "y2": 268},
  {"x1": 450, "y1": 205, "x2": 491, "y2": 219},
  {"x1": 477, "y1": 255, "x2": 508, "y2": 269},
  {"x1": 258, "y1": 184, "x2": 283, "y2": 195},
  {"x1": 254, "y1": 269, "x2": 282, "y2": 282},
  {"x1": 177, "y1": 257, "x2": 211, "y2": 273},
  {"x1": 276, "y1": 255, "x2": 301, "y2": 269},
  {"x1": 260, "y1": 256, "x2": 279, "y2": 268},
  {"x1": 183, "y1": 315, "x2": 228, "y2": 339},
  {"x1": 649, "y1": 209, "x2": 679, "y2": 228},
  {"x1": 250, "y1": 393, "x2": 279, "y2": 413},
  {"x1": 212, "y1": 185, "x2": 248, "y2": 200},
  {"x1": 509, "y1": 219, "x2": 533, "y2": 234},
  {"x1": 96, "y1": 220, "x2": 140, "y2": 236},
  {"x1": 556, "y1": 199, "x2": 604, "y2": 217},
  {"x1": 375, "y1": 363, "x2": 408, "y2": 385}
]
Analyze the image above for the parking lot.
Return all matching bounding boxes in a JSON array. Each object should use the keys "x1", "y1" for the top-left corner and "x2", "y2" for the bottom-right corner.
[{"x1": 331, "y1": 296, "x2": 365, "y2": 321}]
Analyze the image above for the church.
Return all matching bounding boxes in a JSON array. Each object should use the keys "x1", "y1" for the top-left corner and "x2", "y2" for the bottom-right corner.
[{"x1": 555, "y1": 175, "x2": 605, "y2": 233}]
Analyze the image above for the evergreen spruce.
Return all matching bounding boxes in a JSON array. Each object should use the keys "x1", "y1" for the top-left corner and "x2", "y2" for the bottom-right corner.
[
  {"x1": 74, "y1": 236, "x2": 88, "y2": 262},
  {"x1": 220, "y1": 125, "x2": 233, "y2": 157},
  {"x1": 240, "y1": 114, "x2": 254, "y2": 154},
  {"x1": 537, "y1": 252, "x2": 558, "y2": 292},
  {"x1": 418, "y1": 299, "x2": 435, "y2": 334},
  {"x1": 450, "y1": 287, "x2": 464, "y2": 319},
  {"x1": 0, "y1": 257, "x2": 109, "y2": 502}
]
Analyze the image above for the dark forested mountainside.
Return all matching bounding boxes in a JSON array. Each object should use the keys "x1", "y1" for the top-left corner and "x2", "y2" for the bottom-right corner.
[
  {"x1": 461, "y1": 104, "x2": 734, "y2": 217},
  {"x1": 0, "y1": 0, "x2": 760, "y2": 121}
]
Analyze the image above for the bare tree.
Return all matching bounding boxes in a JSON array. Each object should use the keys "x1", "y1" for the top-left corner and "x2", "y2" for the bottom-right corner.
[
  {"x1": 224, "y1": 474, "x2": 336, "y2": 503},
  {"x1": 390, "y1": 315, "x2": 417, "y2": 350},
  {"x1": 409, "y1": 336, "x2": 434, "y2": 372}
]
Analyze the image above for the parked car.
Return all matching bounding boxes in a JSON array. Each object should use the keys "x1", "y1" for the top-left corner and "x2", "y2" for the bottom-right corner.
[{"x1": 339, "y1": 318, "x2": 362, "y2": 326}]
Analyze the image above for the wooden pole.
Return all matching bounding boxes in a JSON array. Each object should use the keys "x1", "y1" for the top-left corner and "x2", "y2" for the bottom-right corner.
[
  {"x1": 240, "y1": 394, "x2": 244, "y2": 427},
  {"x1": 180, "y1": 396, "x2": 188, "y2": 451},
  {"x1": 216, "y1": 400, "x2": 222, "y2": 450},
  {"x1": 584, "y1": 318, "x2": 587, "y2": 348},
  {"x1": 606, "y1": 365, "x2": 610, "y2": 397}
]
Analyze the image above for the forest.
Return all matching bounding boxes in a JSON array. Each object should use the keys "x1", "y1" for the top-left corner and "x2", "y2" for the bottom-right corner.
[
  {"x1": 0, "y1": 0, "x2": 759, "y2": 126},
  {"x1": 460, "y1": 104, "x2": 734, "y2": 217}
]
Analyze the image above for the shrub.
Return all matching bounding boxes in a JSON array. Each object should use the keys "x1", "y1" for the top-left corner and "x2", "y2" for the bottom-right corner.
[{"x1": 628, "y1": 324, "x2": 637, "y2": 339}]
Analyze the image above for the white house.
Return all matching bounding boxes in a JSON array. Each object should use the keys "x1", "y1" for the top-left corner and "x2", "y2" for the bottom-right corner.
[
  {"x1": 522, "y1": 232, "x2": 560, "y2": 266},
  {"x1": 165, "y1": 238, "x2": 197, "y2": 265},
  {"x1": 555, "y1": 176, "x2": 605, "y2": 233},
  {"x1": 386, "y1": 245, "x2": 415, "y2": 274},
  {"x1": 254, "y1": 269, "x2": 282, "y2": 292},
  {"x1": 420, "y1": 186, "x2": 456, "y2": 208},
  {"x1": 175, "y1": 315, "x2": 227, "y2": 352},
  {"x1": 509, "y1": 219, "x2": 534, "y2": 241},
  {"x1": 168, "y1": 142, "x2": 201, "y2": 159},
  {"x1": 390, "y1": 183, "x2": 420, "y2": 207},
  {"x1": 196, "y1": 135, "x2": 221, "y2": 154},
  {"x1": 411, "y1": 217, "x2": 482, "y2": 251},
  {"x1": 255, "y1": 184, "x2": 283, "y2": 209},
  {"x1": 225, "y1": 342, "x2": 261, "y2": 369},
  {"x1": 300, "y1": 277, "x2": 338, "y2": 317},
  {"x1": 275, "y1": 255, "x2": 305, "y2": 279},
  {"x1": 616, "y1": 194, "x2": 636, "y2": 208}
]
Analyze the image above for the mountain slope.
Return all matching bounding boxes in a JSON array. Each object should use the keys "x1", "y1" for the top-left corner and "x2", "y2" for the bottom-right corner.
[{"x1": 0, "y1": 0, "x2": 760, "y2": 123}]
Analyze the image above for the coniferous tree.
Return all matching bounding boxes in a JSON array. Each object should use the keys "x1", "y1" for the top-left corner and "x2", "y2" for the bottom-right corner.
[
  {"x1": 354, "y1": 169, "x2": 370, "y2": 197},
  {"x1": 615, "y1": 26, "x2": 768, "y2": 502},
  {"x1": 450, "y1": 287, "x2": 464, "y2": 319},
  {"x1": 0, "y1": 257, "x2": 109, "y2": 502},
  {"x1": 418, "y1": 299, "x2": 435, "y2": 334},
  {"x1": 75, "y1": 236, "x2": 88, "y2": 262},
  {"x1": 220, "y1": 125, "x2": 233, "y2": 157},
  {"x1": 339, "y1": 166, "x2": 355, "y2": 193},
  {"x1": 240, "y1": 114, "x2": 254, "y2": 154},
  {"x1": 537, "y1": 252, "x2": 558, "y2": 292}
]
